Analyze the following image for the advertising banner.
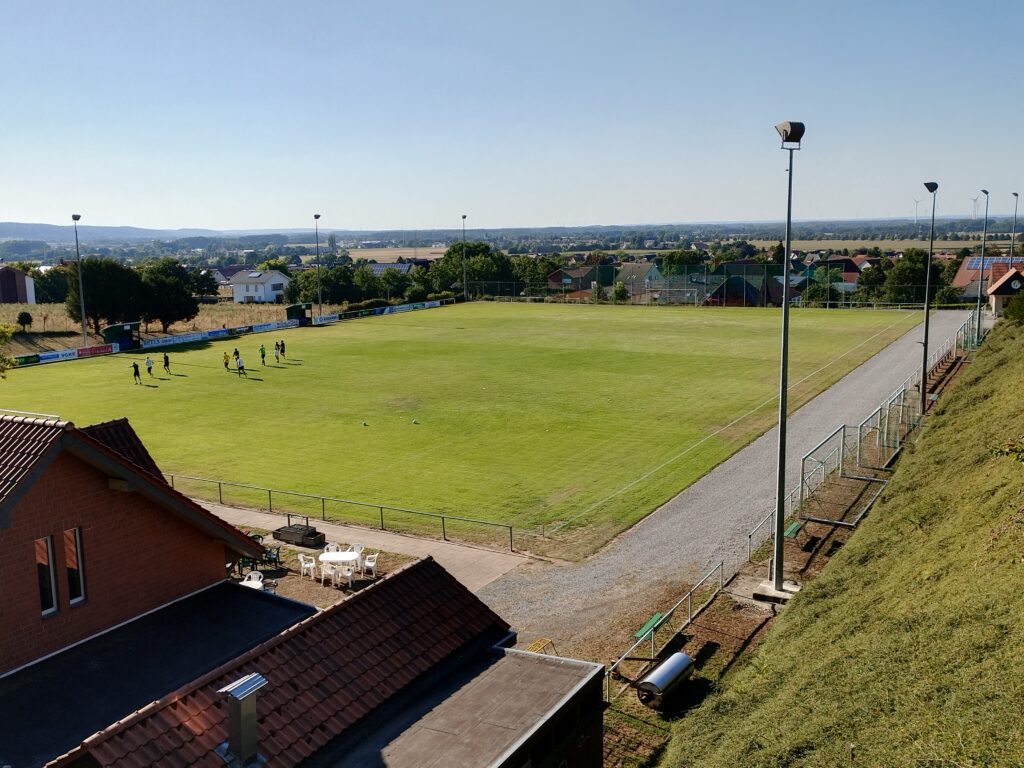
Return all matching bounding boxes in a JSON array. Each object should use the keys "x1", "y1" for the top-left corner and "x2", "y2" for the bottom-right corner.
[
  {"x1": 38, "y1": 349, "x2": 78, "y2": 363},
  {"x1": 77, "y1": 343, "x2": 118, "y2": 358},
  {"x1": 15, "y1": 354, "x2": 39, "y2": 367},
  {"x1": 142, "y1": 332, "x2": 205, "y2": 349}
]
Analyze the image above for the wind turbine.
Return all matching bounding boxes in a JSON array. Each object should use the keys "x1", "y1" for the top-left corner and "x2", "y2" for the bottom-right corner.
[
  {"x1": 913, "y1": 198, "x2": 921, "y2": 228},
  {"x1": 970, "y1": 194, "x2": 980, "y2": 220}
]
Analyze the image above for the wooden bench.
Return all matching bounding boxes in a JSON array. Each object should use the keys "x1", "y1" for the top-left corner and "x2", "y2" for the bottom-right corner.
[{"x1": 784, "y1": 520, "x2": 804, "y2": 539}]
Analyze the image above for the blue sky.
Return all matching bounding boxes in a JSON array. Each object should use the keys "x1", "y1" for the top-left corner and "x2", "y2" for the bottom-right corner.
[{"x1": 3, "y1": 0, "x2": 1022, "y2": 230}]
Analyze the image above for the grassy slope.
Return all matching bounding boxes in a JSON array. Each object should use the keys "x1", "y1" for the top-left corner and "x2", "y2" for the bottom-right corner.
[
  {"x1": 664, "y1": 321, "x2": 1024, "y2": 767},
  {"x1": 2, "y1": 304, "x2": 917, "y2": 552}
]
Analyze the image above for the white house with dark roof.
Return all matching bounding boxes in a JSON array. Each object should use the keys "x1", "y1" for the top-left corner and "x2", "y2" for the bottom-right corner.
[{"x1": 227, "y1": 269, "x2": 291, "y2": 303}]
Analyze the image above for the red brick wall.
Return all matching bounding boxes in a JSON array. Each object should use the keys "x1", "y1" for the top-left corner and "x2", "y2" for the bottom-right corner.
[{"x1": 0, "y1": 453, "x2": 228, "y2": 674}]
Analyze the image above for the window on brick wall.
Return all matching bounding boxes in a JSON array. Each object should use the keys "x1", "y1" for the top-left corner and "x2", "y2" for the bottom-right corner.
[
  {"x1": 64, "y1": 528, "x2": 86, "y2": 605},
  {"x1": 35, "y1": 536, "x2": 57, "y2": 616}
]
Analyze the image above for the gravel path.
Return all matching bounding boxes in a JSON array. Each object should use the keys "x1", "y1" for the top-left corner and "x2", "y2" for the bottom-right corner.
[{"x1": 478, "y1": 310, "x2": 969, "y2": 644}]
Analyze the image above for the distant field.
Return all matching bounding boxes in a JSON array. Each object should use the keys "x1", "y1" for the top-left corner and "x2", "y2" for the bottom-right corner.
[
  {"x1": 2, "y1": 304, "x2": 920, "y2": 556},
  {"x1": 747, "y1": 238, "x2": 974, "y2": 252},
  {"x1": 296, "y1": 246, "x2": 448, "y2": 262}
]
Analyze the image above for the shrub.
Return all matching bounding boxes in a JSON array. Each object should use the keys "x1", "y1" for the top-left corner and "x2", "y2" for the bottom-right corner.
[{"x1": 1004, "y1": 292, "x2": 1024, "y2": 324}]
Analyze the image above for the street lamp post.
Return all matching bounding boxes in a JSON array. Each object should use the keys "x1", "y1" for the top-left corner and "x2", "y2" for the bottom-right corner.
[
  {"x1": 771, "y1": 120, "x2": 804, "y2": 593},
  {"x1": 461, "y1": 215, "x2": 468, "y2": 301},
  {"x1": 920, "y1": 182, "x2": 938, "y2": 418},
  {"x1": 72, "y1": 214, "x2": 88, "y2": 347},
  {"x1": 976, "y1": 190, "x2": 990, "y2": 344},
  {"x1": 1010, "y1": 193, "x2": 1019, "y2": 268},
  {"x1": 314, "y1": 214, "x2": 322, "y2": 319}
]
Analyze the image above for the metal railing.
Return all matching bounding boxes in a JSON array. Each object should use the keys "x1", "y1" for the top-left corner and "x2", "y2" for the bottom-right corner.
[
  {"x1": 165, "y1": 472, "x2": 515, "y2": 551},
  {"x1": 605, "y1": 560, "x2": 724, "y2": 700}
]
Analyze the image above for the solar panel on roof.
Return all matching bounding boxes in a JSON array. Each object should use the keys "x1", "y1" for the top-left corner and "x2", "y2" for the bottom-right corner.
[
  {"x1": 966, "y1": 256, "x2": 1013, "y2": 270},
  {"x1": 248, "y1": 271, "x2": 263, "y2": 278}
]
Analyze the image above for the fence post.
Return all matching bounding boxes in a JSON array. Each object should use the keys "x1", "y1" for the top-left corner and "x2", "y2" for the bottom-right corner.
[
  {"x1": 747, "y1": 534, "x2": 752, "y2": 562},
  {"x1": 839, "y1": 426, "x2": 847, "y2": 478},
  {"x1": 218, "y1": 482, "x2": 223, "y2": 505},
  {"x1": 441, "y1": 516, "x2": 447, "y2": 541},
  {"x1": 379, "y1": 506, "x2": 385, "y2": 530},
  {"x1": 687, "y1": 592, "x2": 692, "y2": 623},
  {"x1": 509, "y1": 526, "x2": 514, "y2": 552},
  {"x1": 268, "y1": 489, "x2": 273, "y2": 512},
  {"x1": 321, "y1": 497, "x2": 325, "y2": 521},
  {"x1": 169, "y1": 474, "x2": 175, "y2": 489},
  {"x1": 719, "y1": 561, "x2": 724, "y2": 590}
]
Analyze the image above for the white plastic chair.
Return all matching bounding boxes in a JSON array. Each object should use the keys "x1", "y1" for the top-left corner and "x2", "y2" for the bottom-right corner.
[
  {"x1": 324, "y1": 543, "x2": 341, "y2": 553},
  {"x1": 298, "y1": 554, "x2": 316, "y2": 580},
  {"x1": 362, "y1": 552, "x2": 378, "y2": 579},
  {"x1": 242, "y1": 571, "x2": 264, "y2": 588},
  {"x1": 337, "y1": 566, "x2": 354, "y2": 589},
  {"x1": 321, "y1": 562, "x2": 340, "y2": 587}
]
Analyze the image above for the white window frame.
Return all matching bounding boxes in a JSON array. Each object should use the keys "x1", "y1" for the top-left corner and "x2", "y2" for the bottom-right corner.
[
  {"x1": 65, "y1": 527, "x2": 86, "y2": 606},
  {"x1": 36, "y1": 536, "x2": 57, "y2": 617}
]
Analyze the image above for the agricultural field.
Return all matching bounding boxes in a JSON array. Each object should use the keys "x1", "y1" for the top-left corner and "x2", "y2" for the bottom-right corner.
[
  {"x1": 748, "y1": 238, "x2": 947, "y2": 252},
  {"x1": 2, "y1": 303, "x2": 921, "y2": 556}
]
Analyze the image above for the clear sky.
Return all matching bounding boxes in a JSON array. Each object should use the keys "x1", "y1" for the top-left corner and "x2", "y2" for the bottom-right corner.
[{"x1": 3, "y1": 0, "x2": 1023, "y2": 231}]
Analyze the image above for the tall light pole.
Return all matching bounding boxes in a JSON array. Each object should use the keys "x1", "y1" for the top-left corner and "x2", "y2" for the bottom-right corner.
[
  {"x1": 920, "y1": 182, "x2": 938, "y2": 418},
  {"x1": 72, "y1": 214, "x2": 88, "y2": 347},
  {"x1": 314, "y1": 214, "x2": 322, "y2": 318},
  {"x1": 1010, "y1": 193, "x2": 1019, "y2": 268},
  {"x1": 976, "y1": 189, "x2": 989, "y2": 344},
  {"x1": 461, "y1": 214, "x2": 468, "y2": 301},
  {"x1": 771, "y1": 120, "x2": 804, "y2": 593}
]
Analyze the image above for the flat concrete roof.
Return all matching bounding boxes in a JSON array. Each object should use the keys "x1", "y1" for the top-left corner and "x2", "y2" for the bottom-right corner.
[{"x1": 334, "y1": 649, "x2": 603, "y2": 768}]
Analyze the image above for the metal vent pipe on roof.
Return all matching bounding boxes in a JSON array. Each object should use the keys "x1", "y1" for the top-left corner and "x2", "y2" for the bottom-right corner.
[{"x1": 217, "y1": 672, "x2": 268, "y2": 766}]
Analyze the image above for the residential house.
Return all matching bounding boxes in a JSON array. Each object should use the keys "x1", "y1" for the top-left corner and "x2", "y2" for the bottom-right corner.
[
  {"x1": 614, "y1": 263, "x2": 663, "y2": 296},
  {"x1": 0, "y1": 414, "x2": 604, "y2": 768},
  {"x1": 987, "y1": 267, "x2": 1024, "y2": 315},
  {"x1": 228, "y1": 269, "x2": 291, "y2": 303},
  {"x1": 0, "y1": 265, "x2": 36, "y2": 304}
]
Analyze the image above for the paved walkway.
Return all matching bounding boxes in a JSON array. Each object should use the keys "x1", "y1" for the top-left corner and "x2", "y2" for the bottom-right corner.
[
  {"x1": 478, "y1": 311, "x2": 970, "y2": 643},
  {"x1": 201, "y1": 502, "x2": 526, "y2": 593}
]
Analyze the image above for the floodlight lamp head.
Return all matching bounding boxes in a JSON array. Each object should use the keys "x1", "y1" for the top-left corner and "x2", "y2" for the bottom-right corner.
[
  {"x1": 774, "y1": 121, "x2": 805, "y2": 147},
  {"x1": 924, "y1": 182, "x2": 938, "y2": 194},
  {"x1": 461, "y1": 214, "x2": 467, "y2": 220},
  {"x1": 71, "y1": 214, "x2": 81, "y2": 221},
  {"x1": 1014, "y1": 192, "x2": 1019, "y2": 199},
  {"x1": 314, "y1": 213, "x2": 320, "y2": 220},
  {"x1": 981, "y1": 189, "x2": 989, "y2": 196}
]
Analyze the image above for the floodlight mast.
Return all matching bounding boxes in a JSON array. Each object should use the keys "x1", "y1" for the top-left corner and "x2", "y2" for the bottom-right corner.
[
  {"x1": 314, "y1": 214, "x2": 322, "y2": 319},
  {"x1": 72, "y1": 214, "x2": 88, "y2": 347},
  {"x1": 771, "y1": 120, "x2": 803, "y2": 593},
  {"x1": 976, "y1": 190, "x2": 990, "y2": 344},
  {"x1": 920, "y1": 182, "x2": 938, "y2": 418}
]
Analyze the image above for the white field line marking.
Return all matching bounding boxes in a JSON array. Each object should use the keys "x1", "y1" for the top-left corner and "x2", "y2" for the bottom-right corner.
[{"x1": 549, "y1": 313, "x2": 919, "y2": 533}]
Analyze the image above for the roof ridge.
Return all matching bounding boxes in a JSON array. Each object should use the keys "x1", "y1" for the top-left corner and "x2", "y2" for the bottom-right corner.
[{"x1": 0, "y1": 410, "x2": 68, "y2": 428}]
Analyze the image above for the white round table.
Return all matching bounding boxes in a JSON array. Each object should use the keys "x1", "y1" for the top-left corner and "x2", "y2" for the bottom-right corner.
[
  {"x1": 319, "y1": 551, "x2": 360, "y2": 566},
  {"x1": 240, "y1": 579, "x2": 264, "y2": 590}
]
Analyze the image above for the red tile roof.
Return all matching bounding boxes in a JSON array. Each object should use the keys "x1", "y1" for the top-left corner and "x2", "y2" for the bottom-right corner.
[
  {"x1": 987, "y1": 268, "x2": 1023, "y2": 295},
  {"x1": 0, "y1": 413, "x2": 67, "y2": 513},
  {"x1": 52, "y1": 558, "x2": 510, "y2": 767},
  {"x1": 80, "y1": 418, "x2": 164, "y2": 479},
  {"x1": 0, "y1": 413, "x2": 261, "y2": 559}
]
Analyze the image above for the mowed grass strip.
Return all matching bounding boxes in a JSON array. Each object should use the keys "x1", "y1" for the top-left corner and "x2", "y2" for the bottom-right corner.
[
  {"x1": 663, "y1": 321, "x2": 1024, "y2": 767},
  {"x1": 3, "y1": 304, "x2": 918, "y2": 553}
]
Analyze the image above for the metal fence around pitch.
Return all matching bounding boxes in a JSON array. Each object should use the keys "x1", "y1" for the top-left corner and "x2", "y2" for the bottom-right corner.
[
  {"x1": 164, "y1": 473, "x2": 515, "y2": 552},
  {"x1": 605, "y1": 561, "x2": 725, "y2": 701}
]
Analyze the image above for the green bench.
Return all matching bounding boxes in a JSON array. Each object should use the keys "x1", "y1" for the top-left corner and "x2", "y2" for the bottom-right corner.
[
  {"x1": 784, "y1": 520, "x2": 804, "y2": 539},
  {"x1": 634, "y1": 612, "x2": 664, "y2": 639}
]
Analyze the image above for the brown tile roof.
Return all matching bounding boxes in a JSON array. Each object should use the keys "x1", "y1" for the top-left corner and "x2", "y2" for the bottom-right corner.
[
  {"x1": 0, "y1": 413, "x2": 261, "y2": 559},
  {"x1": 80, "y1": 418, "x2": 164, "y2": 479},
  {"x1": 53, "y1": 558, "x2": 510, "y2": 767},
  {"x1": 987, "y1": 267, "x2": 1023, "y2": 295},
  {"x1": 0, "y1": 413, "x2": 68, "y2": 515}
]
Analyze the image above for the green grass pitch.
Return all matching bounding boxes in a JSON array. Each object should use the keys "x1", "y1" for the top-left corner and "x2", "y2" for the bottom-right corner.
[{"x1": 4, "y1": 304, "x2": 920, "y2": 555}]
